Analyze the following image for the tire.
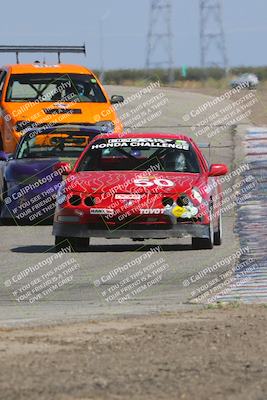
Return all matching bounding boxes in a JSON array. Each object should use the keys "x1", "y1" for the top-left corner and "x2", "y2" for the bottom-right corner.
[
  {"x1": 0, "y1": 186, "x2": 14, "y2": 225},
  {"x1": 192, "y1": 236, "x2": 213, "y2": 250},
  {"x1": 55, "y1": 236, "x2": 90, "y2": 252},
  {"x1": 192, "y1": 208, "x2": 214, "y2": 250},
  {"x1": 0, "y1": 183, "x2": 17, "y2": 225},
  {"x1": 214, "y1": 210, "x2": 222, "y2": 246},
  {"x1": 0, "y1": 198, "x2": 3, "y2": 219}
]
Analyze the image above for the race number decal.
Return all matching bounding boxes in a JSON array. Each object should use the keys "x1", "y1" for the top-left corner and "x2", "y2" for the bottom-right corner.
[
  {"x1": 154, "y1": 178, "x2": 174, "y2": 187},
  {"x1": 134, "y1": 178, "x2": 174, "y2": 187}
]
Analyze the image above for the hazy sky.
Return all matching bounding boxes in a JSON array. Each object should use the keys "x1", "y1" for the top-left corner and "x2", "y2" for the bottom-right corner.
[{"x1": 0, "y1": 0, "x2": 266, "y2": 69}]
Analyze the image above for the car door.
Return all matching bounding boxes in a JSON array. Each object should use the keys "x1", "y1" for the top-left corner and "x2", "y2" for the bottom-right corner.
[{"x1": 0, "y1": 69, "x2": 8, "y2": 150}]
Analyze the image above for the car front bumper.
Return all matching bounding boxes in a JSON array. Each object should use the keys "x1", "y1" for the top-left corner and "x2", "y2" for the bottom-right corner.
[{"x1": 53, "y1": 221, "x2": 210, "y2": 239}]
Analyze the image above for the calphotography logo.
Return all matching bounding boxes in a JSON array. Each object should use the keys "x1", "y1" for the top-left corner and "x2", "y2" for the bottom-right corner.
[{"x1": 91, "y1": 246, "x2": 173, "y2": 304}]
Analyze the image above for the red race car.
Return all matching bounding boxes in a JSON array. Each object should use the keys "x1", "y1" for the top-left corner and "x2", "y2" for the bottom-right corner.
[{"x1": 52, "y1": 132, "x2": 228, "y2": 251}]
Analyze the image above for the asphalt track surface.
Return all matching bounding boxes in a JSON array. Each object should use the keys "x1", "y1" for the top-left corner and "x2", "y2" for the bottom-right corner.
[{"x1": 0, "y1": 85, "x2": 247, "y2": 326}]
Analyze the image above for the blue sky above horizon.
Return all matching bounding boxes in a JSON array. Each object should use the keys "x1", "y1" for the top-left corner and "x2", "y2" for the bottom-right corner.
[{"x1": 0, "y1": 0, "x2": 266, "y2": 69}]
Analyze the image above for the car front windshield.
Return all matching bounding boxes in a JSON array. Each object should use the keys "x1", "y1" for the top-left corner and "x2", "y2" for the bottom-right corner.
[
  {"x1": 17, "y1": 132, "x2": 90, "y2": 159},
  {"x1": 6, "y1": 73, "x2": 107, "y2": 103},
  {"x1": 77, "y1": 138, "x2": 200, "y2": 173}
]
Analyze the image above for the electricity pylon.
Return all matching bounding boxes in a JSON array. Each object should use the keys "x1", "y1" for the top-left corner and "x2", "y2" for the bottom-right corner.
[{"x1": 146, "y1": 0, "x2": 174, "y2": 82}]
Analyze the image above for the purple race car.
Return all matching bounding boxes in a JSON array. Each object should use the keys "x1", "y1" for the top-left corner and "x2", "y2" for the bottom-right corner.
[{"x1": 0, "y1": 125, "x2": 106, "y2": 225}]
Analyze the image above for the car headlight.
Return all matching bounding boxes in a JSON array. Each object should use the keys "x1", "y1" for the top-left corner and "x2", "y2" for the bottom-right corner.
[
  {"x1": 177, "y1": 194, "x2": 190, "y2": 207},
  {"x1": 95, "y1": 120, "x2": 115, "y2": 133}
]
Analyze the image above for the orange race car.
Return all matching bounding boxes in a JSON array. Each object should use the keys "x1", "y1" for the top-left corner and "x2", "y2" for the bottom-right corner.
[{"x1": 0, "y1": 46, "x2": 124, "y2": 153}]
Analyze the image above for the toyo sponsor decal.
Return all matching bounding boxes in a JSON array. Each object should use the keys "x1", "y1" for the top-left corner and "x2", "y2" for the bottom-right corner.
[{"x1": 140, "y1": 209, "x2": 165, "y2": 215}]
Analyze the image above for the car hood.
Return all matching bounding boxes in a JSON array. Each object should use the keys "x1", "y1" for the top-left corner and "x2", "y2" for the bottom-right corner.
[
  {"x1": 4, "y1": 102, "x2": 118, "y2": 126},
  {"x1": 5, "y1": 158, "x2": 73, "y2": 183},
  {"x1": 68, "y1": 171, "x2": 208, "y2": 195}
]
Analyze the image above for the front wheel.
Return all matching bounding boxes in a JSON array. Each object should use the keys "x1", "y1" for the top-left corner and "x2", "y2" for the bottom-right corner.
[
  {"x1": 192, "y1": 208, "x2": 214, "y2": 250},
  {"x1": 55, "y1": 236, "x2": 90, "y2": 252},
  {"x1": 214, "y1": 210, "x2": 222, "y2": 245},
  {"x1": 192, "y1": 236, "x2": 213, "y2": 250}
]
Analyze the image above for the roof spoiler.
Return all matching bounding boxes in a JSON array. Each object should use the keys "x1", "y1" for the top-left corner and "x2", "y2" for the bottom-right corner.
[
  {"x1": 0, "y1": 45, "x2": 86, "y2": 64},
  {"x1": 23, "y1": 124, "x2": 110, "y2": 137}
]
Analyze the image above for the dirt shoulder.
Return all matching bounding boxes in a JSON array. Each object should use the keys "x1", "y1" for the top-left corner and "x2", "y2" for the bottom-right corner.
[
  {"x1": 0, "y1": 304, "x2": 266, "y2": 400},
  {"x1": 183, "y1": 86, "x2": 267, "y2": 126}
]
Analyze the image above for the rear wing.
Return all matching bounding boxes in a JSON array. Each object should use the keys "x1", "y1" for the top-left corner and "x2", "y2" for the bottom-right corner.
[{"x1": 0, "y1": 45, "x2": 86, "y2": 64}]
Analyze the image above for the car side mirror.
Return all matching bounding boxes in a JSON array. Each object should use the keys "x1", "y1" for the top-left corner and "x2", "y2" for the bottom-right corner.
[
  {"x1": 110, "y1": 95, "x2": 124, "y2": 105},
  {"x1": 208, "y1": 164, "x2": 228, "y2": 177},
  {"x1": 53, "y1": 161, "x2": 72, "y2": 176},
  {"x1": 0, "y1": 151, "x2": 8, "y2": 161}
]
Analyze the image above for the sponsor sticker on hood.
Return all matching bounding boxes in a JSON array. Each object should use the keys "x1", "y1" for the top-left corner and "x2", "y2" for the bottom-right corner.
[
  {"x1": 90, "y1": 208, "x2": 114, "y2": 215},
  {"x1": 115, "y1": 194, "x2": 142, "y2": 200}
]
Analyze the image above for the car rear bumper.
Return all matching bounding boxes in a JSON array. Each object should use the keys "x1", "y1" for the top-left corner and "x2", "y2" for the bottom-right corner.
[
  {"x1": 53, "y1": 222, "x2": 210, "y2": 239},
  {"x1": 1, "y1": 186, "x2": 58, "y2": 224}
]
